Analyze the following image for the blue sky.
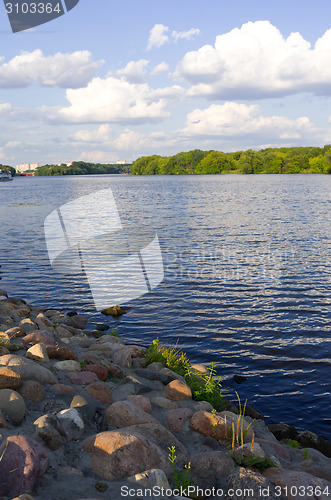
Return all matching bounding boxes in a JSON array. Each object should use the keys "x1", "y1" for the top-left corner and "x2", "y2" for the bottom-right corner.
[{"x1": 1, "y1": 0, "x2": 331, "y2": 166}]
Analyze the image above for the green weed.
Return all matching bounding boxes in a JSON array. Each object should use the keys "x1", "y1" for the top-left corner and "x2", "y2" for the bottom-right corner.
[
  {"x1": 168, "y1": 446, "x2": 196, "y2": 496},
  {"x1": 110, "y1": 328, "x2": 120, "y2": 337},
  {"x1": 228, "y1": 448, "x2": 277, "y2": 471},
  {"x1": 287, "y1": 439, "x2": 299, "y2": 449},
  {"x1": 143, "y1": 338, "x2": 226, "y2": 409}
]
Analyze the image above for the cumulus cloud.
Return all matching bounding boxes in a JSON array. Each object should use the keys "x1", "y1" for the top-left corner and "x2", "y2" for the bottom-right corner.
[
  {"x1": 0, "y1": 50, "x2": 101, "y2": 89},
  {"x1": 53, "y1": 77, "x2": 183, "y2": 124},
  {"x1": 109, "y1": 60, "x2": 149, "y2": 83},
  {"x1": 172, "y1": 28, "x2": 200, "y2": 43},
  {"x1": 71, "y1": 125, "x2": 113, "y2": 143},
  {"x1": 79, "y1": 150, "x2": 118, "y2": 163},
  {"x1": 147, "y1": 24, "x2": 169, "y2": 50},
  {"x1": 175, "y1": 21, "x2": 331, "y2": 99},
  {"x1": 114, "y1": 129, "x2": 167, "y2": 150},
  {"x1": 151, "y1": 61, "x2": 170, "y2": 75},
  {"x1": 180, "y1": 102, "x2": 318, "y2": 141}
]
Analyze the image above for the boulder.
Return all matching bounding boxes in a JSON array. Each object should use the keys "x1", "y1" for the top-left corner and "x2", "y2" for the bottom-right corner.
[
  {"x1": 20, "y1": 380, "x2": 45, "y2": 403},
  {"x1": 53, "y1": 384, "x2": 75, "y2": 395},
  {"x1": 0, "y1": 367, "x2": 23, "y2": 390},
  {"x1": 0, "y1": 435, "x2": 48, "y2": 497},
  {"x1": 127, "y1": 468, "x2": 170, "y2": 489},
  {"x1": 18, "y1": 318, "x2": 37, "y2": 334},
  {"x1": 68, "y1": 314, "x2": 89, "y2": 330},
  {"x1": 34, "y1": 413, "x2": 71, "y2": 450},
  {"x1": 0, "y1": 389, "x2": 26, "y2": 424},
  {"x1": 85, "y1": 382, "x2": 113, "y2": 404},
  {"x1": 150, "y1": 397, "x2": 178, "y2": 409},
  {"x1": 82, "y1": 422, "x2": 187, "y2": 481},
  {"x1": 4, "y1": 327, "x2": 25, "y2": 338},
  {"x1": 264, "y1": 468, "x2": 331, "y2": 500},
  {"x1": 53, "y1": 360, "x2": 81, "y2": 372},
  {"x1": 228, "y1": 467, "x2": 282, "y2": 500},
  {"x1": 164, "y1": 380, "x2": 192, "y2": 401},
  {"x1": 127, "y1": 395, "x2": 152, "y2": 414},
  {"x1": 0, "y1": 354, "x2": 56, "y2": 384},
  {"x1": 189, "y1": 410, "x2": 227, "y2": 440},
  {"x1": 105, "y1": 400, "x2": 158, "y2": 427},
  {"x1": 268, "y1": 422, "x2": 298, "y2": 441},
  {"x1": 167, "y1": 407, "x2": 193, "y2": 432},
  {"x1": 83, "y1": 364, "x2": 108, "y2": 381},
  {"x1": 26, "y1": 343, "x2": 49, "y2": 363},
  {"x1": 46, "y1": 346, "x2": 78, "y2": 361},
  {"x1": 22, "y1": 330, "x2": 60, "y2": 347},
  {"x1": 82, "y1": 430, "x2": 169, "y2": 481},
  {"x1": 190, "y1": 450, "x2": 235, "y2": 490},
  {"x1": 101, "y1": 305, "x2": 127, "y2": 317},
  {"x1": 0, "y1": 345, "x2": 10, "y2": 356},
  {"x1": 297, "y1": 430, "x2": 331, "y2": 458},
  {"x1": 57, "y1": 408, "x2": 84, "y2": 430},
  {"x1": 66, "y1": 371, "x2": 99, "y2": 385}
]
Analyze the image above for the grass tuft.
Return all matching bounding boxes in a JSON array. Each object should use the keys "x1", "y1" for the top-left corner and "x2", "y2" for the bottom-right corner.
[{"x1": 143, "y1": 338, "x2": 226, "y2": 409}]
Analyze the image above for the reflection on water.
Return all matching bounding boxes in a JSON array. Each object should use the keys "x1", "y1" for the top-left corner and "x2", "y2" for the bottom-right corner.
[{"x1": 0, "y1": 174, "x2": 330, "y2": 439}]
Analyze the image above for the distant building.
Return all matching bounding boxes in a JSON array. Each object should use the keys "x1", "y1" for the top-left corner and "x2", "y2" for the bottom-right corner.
[
  {"x1": 116, "y1": 160, "x2": 126, "y2": 165},
  {"x1": 16, "y1": 162, "x2": 39, "y2": 173},
  {"x1": 57, "y1": 162, "x2": 73, "y2": 167}
]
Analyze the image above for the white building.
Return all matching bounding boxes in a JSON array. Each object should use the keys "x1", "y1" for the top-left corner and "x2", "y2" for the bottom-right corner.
[
  {"x1": 16, "y1": 163, "x2": 31, "y2": 173},
  {"x1": 116, "y1": 160, "x2": 126, "y2": 165}
]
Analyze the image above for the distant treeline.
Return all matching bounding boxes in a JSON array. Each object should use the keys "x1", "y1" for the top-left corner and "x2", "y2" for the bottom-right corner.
[
  {"x1": 0, "y1": 164, "x2": 16, "y2": 176},
  {"x1": 131, "y1": 146, "x2": 331, "y2": 175},
  {"x1": 34, "y1": 161, "x2": 131, "y2": 176}
]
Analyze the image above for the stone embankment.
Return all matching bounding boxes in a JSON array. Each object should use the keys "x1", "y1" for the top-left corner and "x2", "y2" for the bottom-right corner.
[{"x1": 0, "y1": 289, "x2": 330, "y2": 500}]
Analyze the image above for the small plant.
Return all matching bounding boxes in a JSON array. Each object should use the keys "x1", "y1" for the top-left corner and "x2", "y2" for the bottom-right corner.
[
  {"x1": 302, "y1": 448, "x2": 310, "y2": 460},
  {"x1": 0, "y1": 332, "x2": 21, "y2": 352},
  {"x1": 110, "y1": 328, "x2": 120, "y2": 337},
  {"x1": 229, "y1": 448, "x2": 278, "y2": 471},
  {"x1": 168, "y1": 446, "x2": 196, "y2": 496},
  {"x1": 143, "y1": 338, "x2": 226, "y2": 408},
  {"x1": 227, "y1": 392, "x2": 254, "y2": 446},
  {"x1": 287, "y1": 439, "x2": 299, "y2": 449},
  {"x1": 80, "y1": 361, "x2": 87, "y2": 369}
]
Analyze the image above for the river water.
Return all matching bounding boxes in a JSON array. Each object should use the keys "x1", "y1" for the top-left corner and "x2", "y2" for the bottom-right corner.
[{"x1": 0, "y1": 174, "x2": 330, "y2": 439}]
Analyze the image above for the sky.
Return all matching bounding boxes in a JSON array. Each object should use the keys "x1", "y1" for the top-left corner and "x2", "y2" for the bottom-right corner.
[{"x1": 1, "y1": 0, "x2": 331, "y2": 166}]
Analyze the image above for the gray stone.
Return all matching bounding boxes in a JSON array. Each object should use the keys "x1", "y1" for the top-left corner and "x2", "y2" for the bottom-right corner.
[
  {"x1": 34, "y1": 413, "x2": 71, "y2": 450},
  {"x1": 0, "y1": 435, "x2": 48, "y2": 497},
  {"x1": 0, "y1": 388, "x2": 26, "y2": 424},
  {"x1": 0, "y1": 354, "x2": 56, "y2": 384}
]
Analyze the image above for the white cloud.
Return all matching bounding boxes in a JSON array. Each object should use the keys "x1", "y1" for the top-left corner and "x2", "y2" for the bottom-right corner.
[
  {"x1": 114, "y1": 129, "x2": 167, "y2": 150},
  {"x1": 175, "y1": 21, "x2": 331, "y2": 99},
  {"x1": 181, "y1": 102, "x2": 318, "y2": 141},
  {"x1": 109, "y1": 59, "x2": 149, "y2": 83},
  {"x1": 147, "y1": 24, "x2": 169, "y2": 50},
  {"x1": 151, "y1": 62, "x2": 169, "y2": 75},
  {"x1": 54, "y1": 77, "x2": 182, "y2": 124},
  {"x1": 71, "y1": 125, "x2": 113, "y2": 143},
  {"x1": 0, "y1": 50, "x2": 101, "y2": 89},
  {"x1": 172, "y1": 28, "x2": 200, "y2": 43},
  {"x1": 79, "y1": 150, "x2": 118, "y2": 163}
]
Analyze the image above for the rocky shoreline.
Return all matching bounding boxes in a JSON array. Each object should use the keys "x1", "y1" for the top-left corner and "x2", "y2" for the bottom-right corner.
[{"x1": 0, "y1": 289, "x2": 330, "y2": 500}]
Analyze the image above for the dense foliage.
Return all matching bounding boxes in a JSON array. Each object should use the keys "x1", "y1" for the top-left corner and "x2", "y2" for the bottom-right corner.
[
  {"x1": 34, "y1": 161, "x2": 131, "y2": 176},
  {"x1": 131, "y1": 145, "x2": 331, "y2": 175},
  {"x1": 0, "y1": 164, "x2": 16, "y2": 176}
]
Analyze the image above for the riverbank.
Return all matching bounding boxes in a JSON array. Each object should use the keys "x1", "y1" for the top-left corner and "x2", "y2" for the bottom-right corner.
[{"x1": 0, "y1": 289, "x2": 330, "y2": 500}]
